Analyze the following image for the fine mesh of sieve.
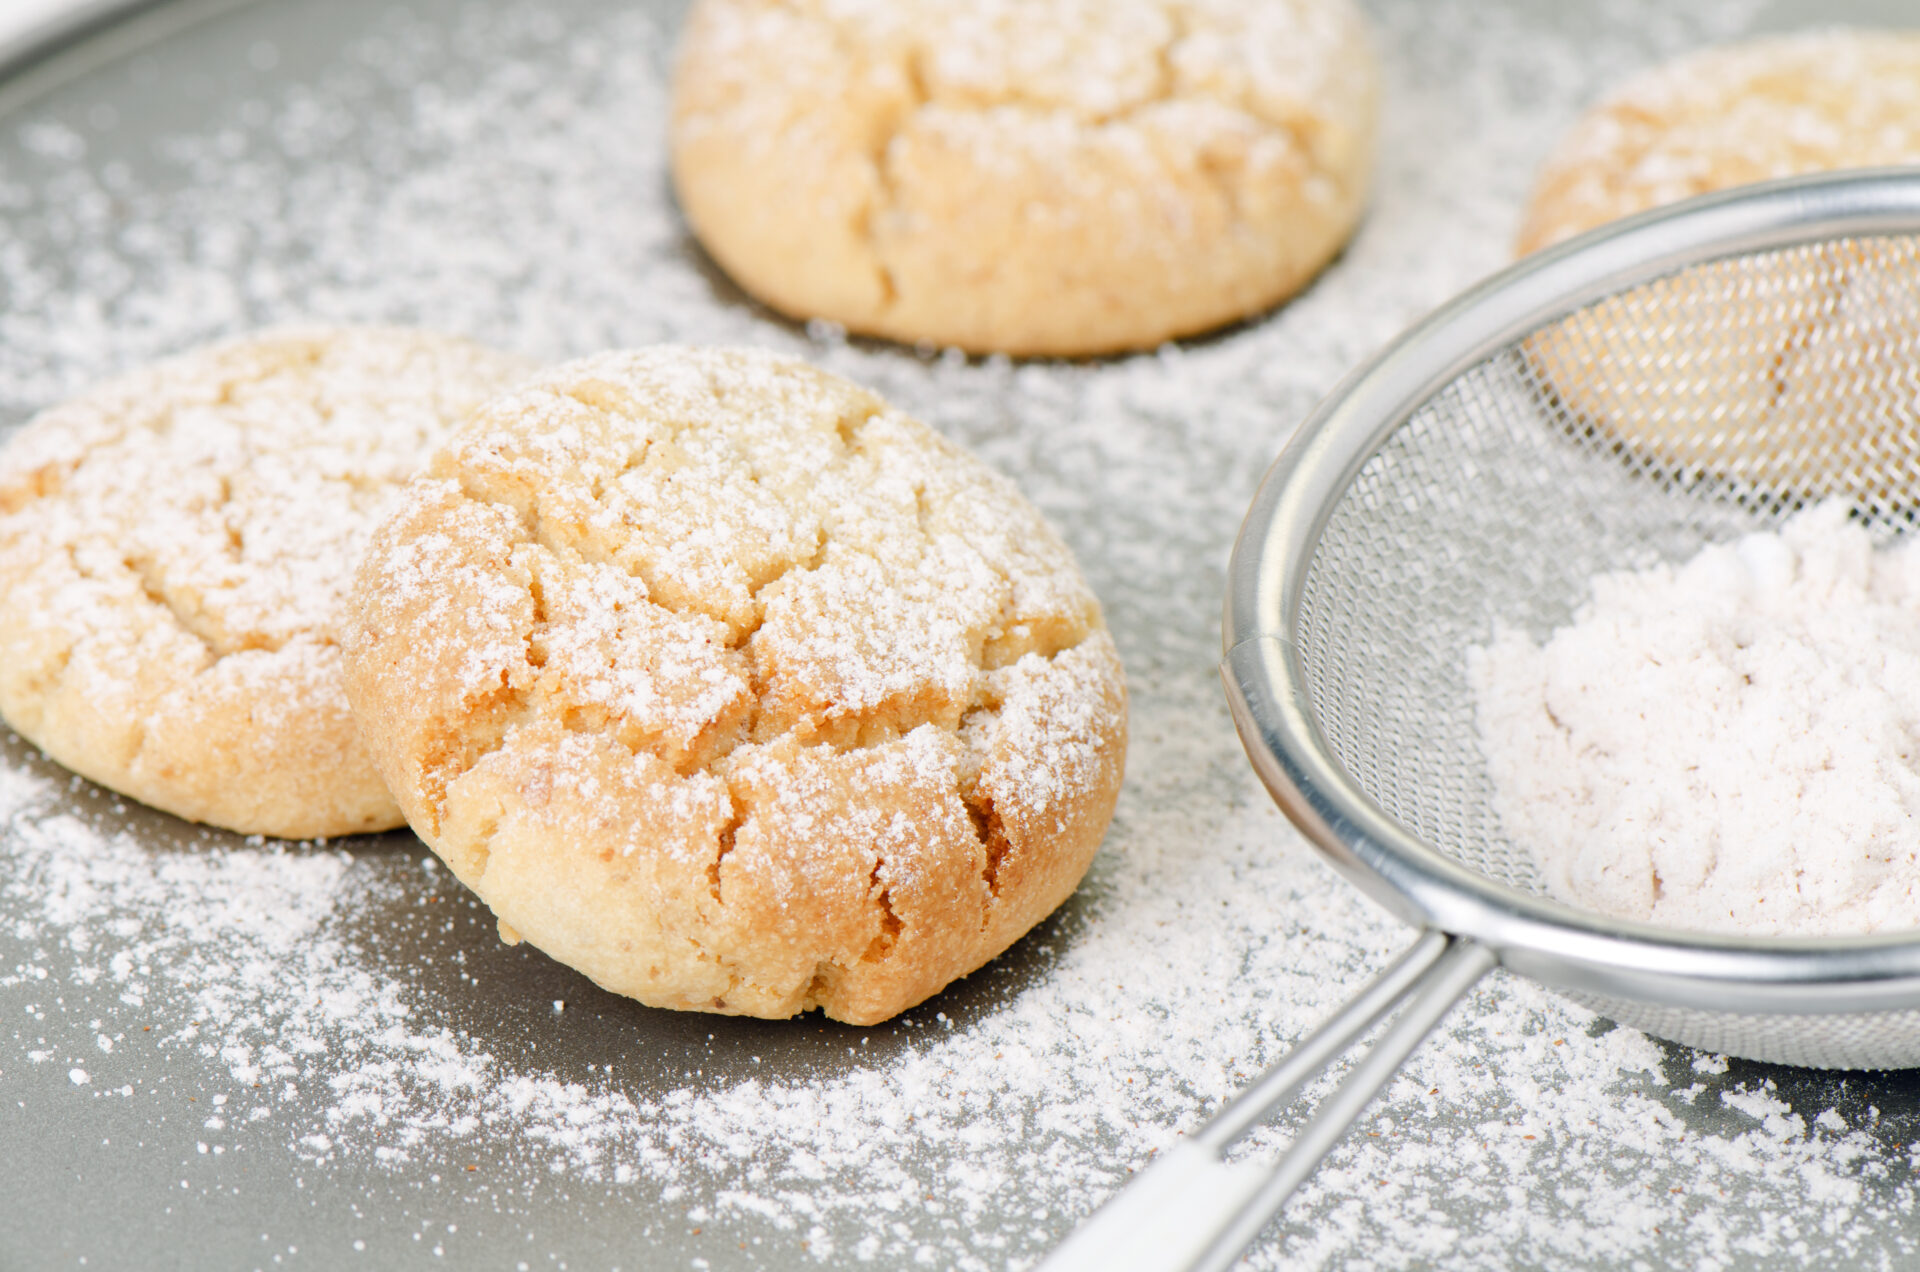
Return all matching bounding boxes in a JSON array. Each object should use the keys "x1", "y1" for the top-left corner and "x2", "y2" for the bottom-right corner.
[
  {"x1": 1561, "y1": 991, "x2": 1920, "y2": 1071},
  {"x1": 1288, "y1": 232, "x2": 1920, "y2": 1067},
  {"x1": 1296, "y1": 234, "x2": 1920, "y2": 903}
]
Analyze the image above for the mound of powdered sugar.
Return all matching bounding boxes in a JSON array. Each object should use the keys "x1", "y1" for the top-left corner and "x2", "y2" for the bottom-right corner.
[{"x1": 1472, "y1": 500, "x2": 1920, "y2": 935}]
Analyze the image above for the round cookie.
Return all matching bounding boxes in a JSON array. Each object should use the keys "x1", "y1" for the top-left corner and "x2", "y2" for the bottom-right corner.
[
  {"x1": 1517, "y1": 30, "x2": 1920, "y2": 256},
  {"x1": 0, "y1": 327, "x2": 536, "y2": 839},
  {"x1": 342, "y1": 348, "x2": 1127, "y2": 1025},
  {"x1": 669, "y1": 0, "x2": 1378, "y2": 357},
  {"x1": 1517, "y1": 32, "x2": 1920, "y2": 508}
]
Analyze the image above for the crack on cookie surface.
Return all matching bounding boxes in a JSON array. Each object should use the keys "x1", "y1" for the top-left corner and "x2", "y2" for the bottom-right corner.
[
  {"x1": 588, "y1": 440, "x2": 656, "y2": 505},
  {"x1": 750, "y1": 678, "x2": 971, "y2": 754},
  {"x1": 802, "y1": 964, "x2": 835, "y2": 1008},
  {"x1": 982, "y1": 611, "x2": 1088, "y2": 671},
  {"x1": 823, "y1": 0, "x2": 1312, "y2": 273},
  {"x1": 418, "y1": 669, "x2": 537, "y2": 836},
  {"x1": 708, "y1": 804, "x2": 743, "y2": 903},
  {"x1": 453, "y1": 468, "x2": 540, "y2": 542},
  {"x1": 721, "y1": 525, "x2": 831, "y2": 658},
  {"x1": 860, "y1": 45, "x2": 927, "y2": 311},
  {"x1": 909, "y1": 479, "x2": 933, "y2": 542},
  {"x1": 829, "y1": 401, "x2": 882, "y2": 454},
  {"x1": 123, "y1": 710, "x2": 152, "y2": 773},
  {"x1": 523, "y1": 563, "x2": 551, "y2": 670},
  {"x1": 217, "y1": 476, "x2": 248, "y2": 562},
  {"x1": 463, "y1": 813, "x2": 501, "y2": 882},
  {"x1": 411, "y1": 548, "x2": 559, "y2": 821},
  {"x1": 1193, "y1": 143, "x2": 1249, "y2": 230},
  {"x1": 10, "y1": 636, "x2": 73, "y2": 713},
  {"x1": 861, "y1": 858, "x2": 904, "y2": 963},
  {"x1": 447, "y1": 383, "x2": 1101, "y2": 768},
  {"x1": 118, "y1": 551, "x2": 241, "y2": 659},
  {"x1": 964, "y1": 789, "x2": 1013, "y2": 904},
  {"x1": 1150, "y1": 4, "x2": 1184, "y2": 110}
]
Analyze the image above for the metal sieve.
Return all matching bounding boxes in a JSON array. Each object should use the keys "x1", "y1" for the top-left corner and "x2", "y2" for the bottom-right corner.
[{"x1": 1044, "y1": 169, "x2": 1920, "y2": 1272}]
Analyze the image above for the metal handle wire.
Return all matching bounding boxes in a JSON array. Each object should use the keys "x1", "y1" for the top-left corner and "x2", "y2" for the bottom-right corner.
[{"x1": 1041, "y1": 932, "x2": 1495, "y2": 1271}]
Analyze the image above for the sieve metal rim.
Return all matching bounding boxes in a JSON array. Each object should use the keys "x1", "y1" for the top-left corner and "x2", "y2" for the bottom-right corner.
[{"x1": 1223, "y1": 168, "x2": 1920, "y2": 1017}]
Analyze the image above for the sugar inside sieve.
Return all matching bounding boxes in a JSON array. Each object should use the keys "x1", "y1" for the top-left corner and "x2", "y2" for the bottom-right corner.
[{"x1": 1043, "y1": 169, "x2": 1920, "y2": 1272}]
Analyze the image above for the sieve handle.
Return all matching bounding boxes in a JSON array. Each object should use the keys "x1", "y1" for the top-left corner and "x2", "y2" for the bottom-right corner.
[{"x1": 1039, "y1": 932, "x2": 1495, "y2": 1272}]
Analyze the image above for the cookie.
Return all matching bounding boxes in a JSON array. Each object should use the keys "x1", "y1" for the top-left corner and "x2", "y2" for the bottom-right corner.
[
  {"x1": 669, "y1": 0, "x2": 1378, "y2": 357},
  {"x1": 1517, "y1": 30, "x2": 1920, "y2": 257},
  {"x1": 1517, "y1": 32, "x2": 1920, "y2": 508},
  {"x1": 0, "y1": 327, "x2": 536, "y2": 839},
  {"x1": 342, "y1": 347, "x2": 1127, "y2": 1025}
]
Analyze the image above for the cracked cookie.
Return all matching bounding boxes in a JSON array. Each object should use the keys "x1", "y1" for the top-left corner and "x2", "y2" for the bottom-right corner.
[
  {"x1": 1517, "y1": 31, "x2": 1920, "y2": 258},
  {"x1": 341, "y1": 347, "x2": 1127, "y2": 1024},
  {"x1": 668, "y1": 0, "x2": 1378, "y2": 357},
  {"x1": 0, "y1": 327, "x2": 536, "y2": 838}
]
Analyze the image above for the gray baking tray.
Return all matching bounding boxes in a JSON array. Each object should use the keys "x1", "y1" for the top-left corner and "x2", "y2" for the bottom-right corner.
[{"x1": 4, "y1": 1, "x2": 1920, "y2": 1269}]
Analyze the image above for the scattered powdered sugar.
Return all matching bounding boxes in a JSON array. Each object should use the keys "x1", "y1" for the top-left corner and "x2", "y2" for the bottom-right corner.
[
  {"x1": 9, "y1": 0, "x2": 1920, "y2": 1269},
  {"x1": 6, "y1": 705, "x2": 1915, "y2": 1270},
  {"x1": 1472, "y1": 501, "x2": 1920, "y2": 936}
]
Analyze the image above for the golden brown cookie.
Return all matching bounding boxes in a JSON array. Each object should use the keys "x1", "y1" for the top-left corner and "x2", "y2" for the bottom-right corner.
[
  {"x1": 0, "y1": 328, "x2": 535, "y2": 838},
  {"x1": 342, "y1": 347, "x2": 1127, "y2": 1025},
  {"x1": 669, "y1": 0, "x2": 1378, "y2": 357},
  {"x1": 1518, "y1": 30, "x2": 1920, "y2": 256},
  {"x1": 1518, "y1": 32, "x2": 1920, "y2": 508}
]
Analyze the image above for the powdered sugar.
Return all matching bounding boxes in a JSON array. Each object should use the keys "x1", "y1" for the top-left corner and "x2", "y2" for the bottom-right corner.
[
  {"x1": 9, "y1": 0, "x2": 1916, "y2": 1269},
  {"x1": 1473, "y1": 501, "x2": 1920, "y2": 935},
  {"x1": 6, "y1": 707, "x2": 1912, "y2": 1269}
]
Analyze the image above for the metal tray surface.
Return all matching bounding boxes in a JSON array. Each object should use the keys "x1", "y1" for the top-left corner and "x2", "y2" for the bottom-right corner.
[{"x1": 3, "y1": 1, "x2": 1920, "y2": 1269}]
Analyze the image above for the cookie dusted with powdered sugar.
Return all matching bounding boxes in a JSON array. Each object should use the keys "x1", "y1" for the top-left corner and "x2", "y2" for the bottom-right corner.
[
  {"x1": 342, "y1": 348, "x2": 1127, "y2": 1025},
  {"x1": 1517, "y1": 30, "x2": 1920, "y2": 256},
  {"x1": 0, "y1": 328, "x2": 536, "y2": 839},
  {"x1": 670, "y1": 0, "x2": 1378, "y2": 357}
]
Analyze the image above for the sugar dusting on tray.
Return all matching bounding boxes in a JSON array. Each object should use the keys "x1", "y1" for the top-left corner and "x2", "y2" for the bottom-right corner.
[
  {"x1": 0, "y1": 732, "x2": 1903, "y2": 1268},
  {"x1": 2, "y1": 0, "x2": 1911, "y2": 1269}
]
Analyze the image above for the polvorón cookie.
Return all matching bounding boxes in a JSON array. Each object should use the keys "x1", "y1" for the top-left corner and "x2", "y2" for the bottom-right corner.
[
  {"x1": 0, "y1": 327, "x2": 535, "y2": 838},
  {"x1": 1517, "y1": 31, "x2": 1920, "y2": 256},
  {"x1": 670, "y1": 0, "x2": 1378, "y2": 357},
  {"x1": 342, "y1": 347, "x2": 1127, "y2": 1024}
]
